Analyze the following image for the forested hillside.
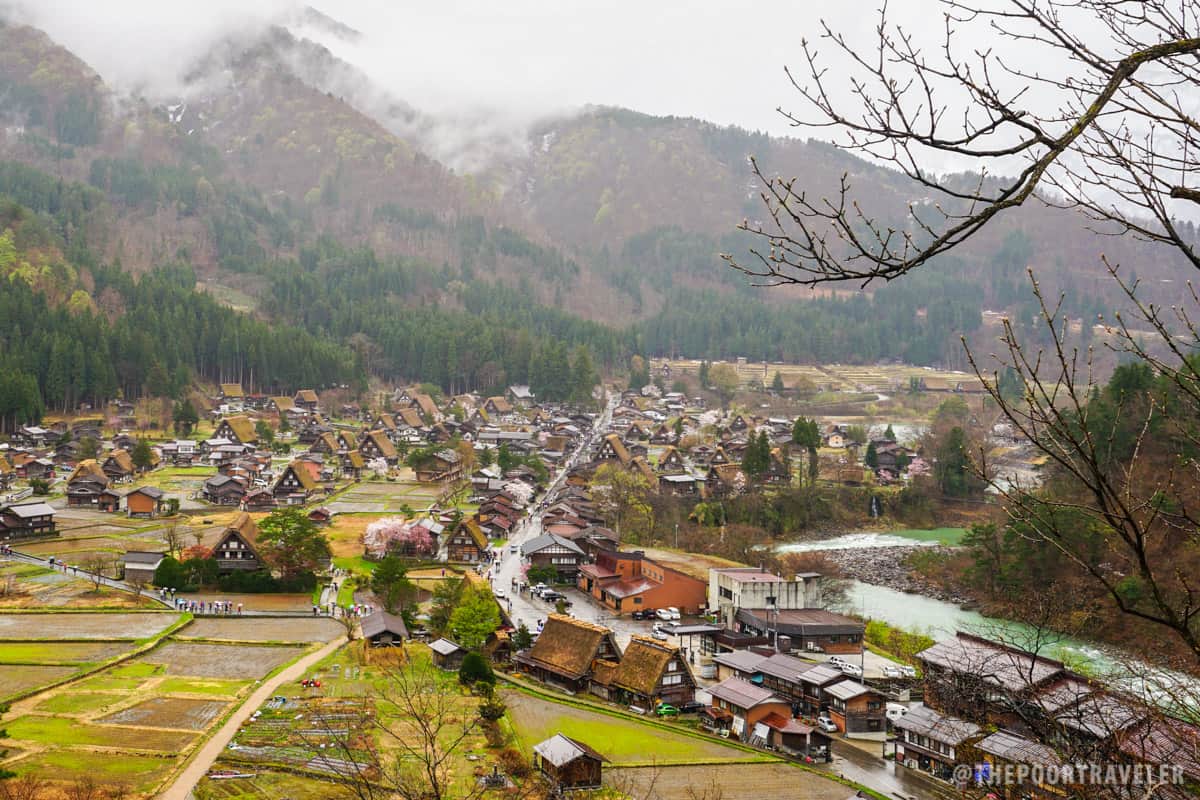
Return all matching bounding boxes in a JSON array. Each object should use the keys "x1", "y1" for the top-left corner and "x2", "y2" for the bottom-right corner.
[{"x1": 0, "y1": 12, "x2": 1191, "y2": 421}]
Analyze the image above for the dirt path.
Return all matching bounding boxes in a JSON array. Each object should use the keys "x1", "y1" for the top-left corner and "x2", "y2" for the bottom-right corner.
[{"x1": 157, "y1": 635, "x2": 347, "y2": 800}]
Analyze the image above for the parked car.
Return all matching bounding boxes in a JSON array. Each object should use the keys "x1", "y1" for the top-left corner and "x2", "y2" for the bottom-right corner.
[
  {"x1": 655, "y1": 608, "x2": 674, "y2": 621},
  {"x1": 838, "y1": 662, "x2": 864, "y2": 678},
  {"x1": 817, "y1": 716, "x2": 838, "y2": 733},
  {"x1": 510, "y1": 544, "x2": 520, "y2": 554},
  {"x1": 655, "y1": 703, "x2": 679, "y2": 717},
  {"x1": 677, "y1": 701, "x2": 705, "y2": 714},
  {"x1": 631, "y1": 609, "x2": 654, "y2": 620},
  {"x1": 493, "y1": 590, "x2": 507, "y2": 600},
  {"x1": 882, "y1": 665, "x2": 903, "y2": 679},
  {"x1": 665, "y1": 606, "x2": 681, "y2": 620},
  {"x1": 828, "y1": 655, "x2": 848, "y2": 667},
  {"x1": 899, "y1": 665, "x2": 918, "y2": 678},
  {"x1": 650, "y1": 628, "x2": 669, "y2": 641}
]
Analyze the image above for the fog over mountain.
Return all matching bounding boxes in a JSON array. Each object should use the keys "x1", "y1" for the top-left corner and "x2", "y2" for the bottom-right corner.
[{"x1": 13, "y1": 0, "x2": 937, "y2": 170}]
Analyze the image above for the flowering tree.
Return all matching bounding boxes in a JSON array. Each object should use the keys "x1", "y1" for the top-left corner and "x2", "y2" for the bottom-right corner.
[
  {"x1": 363, "y1": 517, "x2": 434, "y2": 559},
  {"x1": 367, "y1": 457, "x2": 389, "y2": 478}
]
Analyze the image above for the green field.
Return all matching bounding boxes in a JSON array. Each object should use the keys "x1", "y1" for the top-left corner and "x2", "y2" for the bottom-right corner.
[
  {"x1": 9, "y1": 749, "x2": 173, "y2": 790},
  {"x1": 155, "y1": 676, "x2": 248, "y2": 697},
  {"x1": 35, "y1": 691, "x2": 122, "y2": 714},
  {"x1": 504, "y1": 690, "x2": 761, "y2": 766},
  {"x1": 108, "y1": 662, "x2": 164, "y2": 678},
  {"x1": 2, "y1": 714, "x2": 194, "y2": 751},
  {"x1": 0, "y1": 641, "x2": 127, "y2": 664},
  {"x1": 72, "y1": 673, "x2": 152, "y2": 693},
  {"x1": 332, "y1": 556, "x2": 376, "y2": 575},
  {"x1": 889, "y1": 527, "x2": 968, "y2": 545}
]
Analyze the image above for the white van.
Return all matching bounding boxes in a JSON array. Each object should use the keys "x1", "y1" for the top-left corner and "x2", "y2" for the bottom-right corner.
[
  {"x1": 828, "y1": 655, "x2": 848, "y2": 667},
  {"x1": 886, "y1": 703, "x2": 908, "y2": 725}
]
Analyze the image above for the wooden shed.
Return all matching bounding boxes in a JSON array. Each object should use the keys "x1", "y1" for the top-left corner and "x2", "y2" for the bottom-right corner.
[
  {"x1": 361, "y1": 610, "x2": 409, "y2": 646},
  {"x1": 532, "y1": 733, "x2": 608, "y2": 790},
  {"x1": 429, "y1": 638, "x2": 465, "y2": 670}
]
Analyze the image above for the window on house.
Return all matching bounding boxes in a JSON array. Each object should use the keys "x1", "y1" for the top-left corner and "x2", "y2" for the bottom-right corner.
[{"x1": 662, "y1": 674, "x2": 683, "y2": 685}]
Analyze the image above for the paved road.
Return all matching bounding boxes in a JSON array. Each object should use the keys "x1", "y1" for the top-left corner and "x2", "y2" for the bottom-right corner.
[
  {"x1": 832, "y1": 738, "x2": 958, "y2": 800},
  {"x1": 158, "y1": 635, "x2": 348, "y2": 800},
  {"x1": 490, "y1": 393, "x2": 616, "y2": 636}
]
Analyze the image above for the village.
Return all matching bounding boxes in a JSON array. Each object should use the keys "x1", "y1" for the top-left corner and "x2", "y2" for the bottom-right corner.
[{"x1": 0, "y1": 363, "x2": 1195, "y2": 800}]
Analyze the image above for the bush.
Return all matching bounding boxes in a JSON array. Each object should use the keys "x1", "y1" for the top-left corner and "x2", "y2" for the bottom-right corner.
[
  {"x1": 217, "y1": 570, "x2": 317, "y2": 593},
  {"x1": 478, "y1": 695, "x2": 507, "y2": 721},
  {"x1": 864, "y1": 619, "x2": 934, "y2": 665},
  {"x1": 458, "y1": 652, "x2": 494, "y2": 686},
  {"x1": 497, "y1": 747, "x2": 531, "y2": 779},
  {"x1": 481, "y1": 718, "x2": 506, "y2": 747},
  {"x1": 526, "y1": 565, "x2": 558, "y2": 585},
  {"x1": 153, "y1": 556, "x2": 195, "y2": 591}
]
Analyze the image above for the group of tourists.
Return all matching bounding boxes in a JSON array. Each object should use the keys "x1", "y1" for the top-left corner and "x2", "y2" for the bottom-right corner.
[{"x1": 159, "y1": 588, "x2": 242, "y2": 615}]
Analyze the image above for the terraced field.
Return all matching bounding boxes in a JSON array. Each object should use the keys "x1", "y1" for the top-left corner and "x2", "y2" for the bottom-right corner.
[{"x1": 0, "y1": 612, "x2": 180, "y2": 639}]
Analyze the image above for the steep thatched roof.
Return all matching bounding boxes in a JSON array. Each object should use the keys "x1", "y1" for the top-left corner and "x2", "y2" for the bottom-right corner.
[
  {"x1": 398, "y1": 408, "x2": 424, "y2": 429},
  {"x1": 602, "y1": 434, "x2": 631, "y2": 466},
  {"x1": 412, "y1": 393, "x2": 439, "y2": 419},
  {"x1": 365, "y1": 431, "x2": 398, "y2": 458},
  {"x1": 218, "y1": 512, "x2": 262, "y2": 559},
  {"x1": 278, "y1": 460, "x2": 319, "y2": 492},
  {"x1": 591, "y1": 659, "x2": 620, "y2": 687},
  {"x1": 221, "y1": 415, "x2": 258, "y2": 443},
  {"x1": 461, "y1": 517, "x2": 488, "y2": 549},
  {"x1": 522, "y1": 615, "x2": 616, "y2": 680},
  {"x1": 612, "y1": 636, "x2": 681, "y2": 697},
  {"x1": 67, "y1": 459, "x2": 109, "y2": 485},
  {"x1": 486, "y1": 395, "x2": 513, "y2": 413},
  {"x1": 105, "y1": 448, "x2": 134, "y2": 473}
]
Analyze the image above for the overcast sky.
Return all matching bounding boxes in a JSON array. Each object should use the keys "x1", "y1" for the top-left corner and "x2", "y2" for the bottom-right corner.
[{"x1": 16, "y1": 0, "x2": 928, "y2": 137}]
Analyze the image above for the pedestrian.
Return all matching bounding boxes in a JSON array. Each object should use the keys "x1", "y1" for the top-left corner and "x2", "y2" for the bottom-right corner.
[{"x1": 237, "y1": 603, "x2": 243, "y2": 615}]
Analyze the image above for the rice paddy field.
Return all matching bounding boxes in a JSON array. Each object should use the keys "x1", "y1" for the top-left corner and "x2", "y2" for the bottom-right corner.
[{"x1": 0, "y1": 612, "x2": 338, "y2": 797}]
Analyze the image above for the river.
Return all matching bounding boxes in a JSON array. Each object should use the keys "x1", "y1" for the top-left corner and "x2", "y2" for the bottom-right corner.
[{"x1": 787, "y1": 531, "x2": 1195, "y2": 706}]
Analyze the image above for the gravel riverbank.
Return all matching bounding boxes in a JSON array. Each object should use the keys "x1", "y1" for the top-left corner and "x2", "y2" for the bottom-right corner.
[{"x1": 823, "y1": 545, "x2": 975, "y2": 605}]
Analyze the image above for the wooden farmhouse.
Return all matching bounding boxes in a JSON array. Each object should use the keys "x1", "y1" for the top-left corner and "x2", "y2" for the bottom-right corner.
[
  {"x1": 590, "y1": 636, "x2": 696, "y2": 709},
  {"x1": 214, "y1": 415, "x2": 259, "y2": 446},
  {"x1": 514, "y1": 615, "x2": 622, "y2": 693},
  {"x1": 212, "y1": 512, "x2": 264, "y2": 572}
]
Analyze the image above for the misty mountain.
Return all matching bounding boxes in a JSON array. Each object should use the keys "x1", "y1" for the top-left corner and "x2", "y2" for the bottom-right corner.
[{"x1": 0, "y1": 11, "x2": 1192, "y2": 368}]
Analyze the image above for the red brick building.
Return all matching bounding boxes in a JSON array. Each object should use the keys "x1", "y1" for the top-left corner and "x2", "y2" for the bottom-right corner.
[{"x1": 576, "y1": 550, "x2": 707, "y2": 615}]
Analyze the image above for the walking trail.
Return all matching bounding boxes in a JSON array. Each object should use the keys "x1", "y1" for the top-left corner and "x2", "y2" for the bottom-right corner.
[{"x1": 158, "y1": 635, "x2": 348, "y2": 800}]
